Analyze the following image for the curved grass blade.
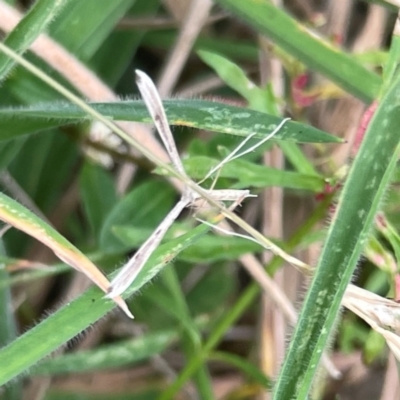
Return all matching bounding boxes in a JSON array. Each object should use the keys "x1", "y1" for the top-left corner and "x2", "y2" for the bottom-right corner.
[
  {"x1": 0, "y1": 192, "x2": 132, "y2": 318},
  {"x1": 0, "y1": 100, "x2": 342, "y2": 143},
  {"x1": 272, "y1": 70, "x2": 400, "y2": 399},
  {"x1": 214, "y1": 0, "x2": 381, "y2": 102}
]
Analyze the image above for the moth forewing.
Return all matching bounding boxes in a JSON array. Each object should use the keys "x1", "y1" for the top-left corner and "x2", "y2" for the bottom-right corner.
[
  {"x1": 135, "y1": 70, "x2": 187, "y2": 176},
  {"x1": 107, "y1": 199, "x2": 189, "y2": 298},
  {"x1": 108, "y1": 70, "x2": 284, "y2": 299}
]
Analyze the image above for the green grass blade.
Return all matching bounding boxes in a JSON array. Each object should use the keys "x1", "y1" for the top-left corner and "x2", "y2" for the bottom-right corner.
[
  {"x1": 272, "y1": 71, "x2": 400, "y2": 400},
  {"x1": 0, "y1": 100, "x2": 341, "y2": 143},
  {"x1": 0, "y1": 0, "x2": 71, "y2": 80},
  {"x1": 198, "y1": 49, "x2": 272, "y2": 111},
  {"x1": 214, "y1": 0, "x2": 381, "y2": 102},
  {"x1": 159, "y1": 268, "x2": 214, "y2": 400},
  {"x1": 49, "y1": 0, "x2": 135, "y2": 60},
  {"x1": 159, "y1": 285, "x2": 261, "y2": 400},
  {"x1": 31, "y1": 329, "x2": 178, "y2": 375}
]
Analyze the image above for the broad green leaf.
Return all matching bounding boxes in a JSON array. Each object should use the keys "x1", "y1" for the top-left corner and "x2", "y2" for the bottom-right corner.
[
  {"x1": 148, "y1": 269, "x2": 201, "y2": 337},
  {"x1": 185, "y1": 264, "x2": 235, "y2": 316},
  {"x1": 0, "y1": 192, "x2": 130, "y2": 317},
  {"x1": 132, "y1": 281, "x2": 181, "y2": 330},
  {"x1": 79, "y1": 162, "x2": 117, "y2": 242},
  {"x1": 214, "y1": 0, "x2": 381, "y2": 102},
  {"x1": 272, "y1": 66, "x2": 400, "y2": 400},
  {"x1": 0, "y1": 220, "x2": 212, "y2": 385},
  {"x1": 99, "y1": 180, "x2": 175, "y2": 253},
  {"x1": 0, "y1": 100, "x2": 342, "y2": 143}
]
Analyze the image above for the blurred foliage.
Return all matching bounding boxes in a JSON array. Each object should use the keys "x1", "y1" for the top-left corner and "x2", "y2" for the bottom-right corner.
[{"x1": 0, "y1": 1, "x2": 399, "y2": 400}]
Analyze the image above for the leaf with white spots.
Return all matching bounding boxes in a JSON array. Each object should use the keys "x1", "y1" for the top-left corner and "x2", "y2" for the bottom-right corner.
[{"x1": 0, "y1": 100, "x2": 342, "y2": 143}]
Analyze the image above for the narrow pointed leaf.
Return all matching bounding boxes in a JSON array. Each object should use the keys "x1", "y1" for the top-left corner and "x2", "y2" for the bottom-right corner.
[
  {"x1": 0, "y1": 100, "x2": 341, "y2": 143},
  {"x1": 272, "y1": 72, "x2": 400, "y2": 399}
]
